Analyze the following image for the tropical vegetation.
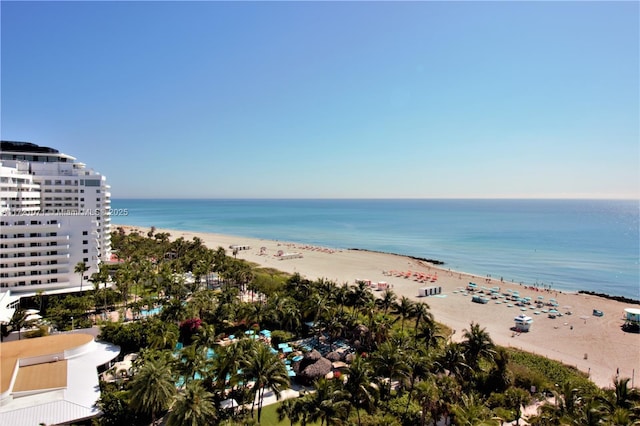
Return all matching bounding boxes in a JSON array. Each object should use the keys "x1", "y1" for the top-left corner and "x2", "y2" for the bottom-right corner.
[{"x1": 12, "y1": 227, "x2": 639, "y2": 425}]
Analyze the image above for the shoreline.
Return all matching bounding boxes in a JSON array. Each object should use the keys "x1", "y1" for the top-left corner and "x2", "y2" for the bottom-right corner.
[
  {"x1": 116, "y1": 224, "x2": 640, "y2": 388},
  {"x1": 112, "y1": 218, "x2": 638, "y2": 301}
]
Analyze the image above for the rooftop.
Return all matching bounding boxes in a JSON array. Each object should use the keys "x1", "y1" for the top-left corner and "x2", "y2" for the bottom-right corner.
[
  {"x1": 0, "y1": 141, "x2": 59, "y2": 154},
  {"x1": 0, "y1": 333, "x2": 120, "y2": 426}
]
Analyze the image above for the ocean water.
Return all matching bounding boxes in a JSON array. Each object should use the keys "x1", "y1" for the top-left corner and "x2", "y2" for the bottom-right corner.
[{"x1": 110, "y1": 199, "x2": 639, "y2": 300}]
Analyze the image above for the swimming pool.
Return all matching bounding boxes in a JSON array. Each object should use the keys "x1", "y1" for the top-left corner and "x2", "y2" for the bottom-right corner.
[{"x1": 140, "y1": 306, "x2": 162, "y2": 317}]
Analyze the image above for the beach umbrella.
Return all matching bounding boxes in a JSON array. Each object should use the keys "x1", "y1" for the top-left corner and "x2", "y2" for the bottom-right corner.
[
  {"x1": 245, "y1": 330, "x2": 255, "y2": 335},
  {"x1": 220, "y1": 398, "x2": 238, "y2": 410}
]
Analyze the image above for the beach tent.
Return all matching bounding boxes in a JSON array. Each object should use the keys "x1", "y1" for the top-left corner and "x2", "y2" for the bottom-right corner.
[{"x1": 419, "y1": 286, "x2": 442, "y2": 297}]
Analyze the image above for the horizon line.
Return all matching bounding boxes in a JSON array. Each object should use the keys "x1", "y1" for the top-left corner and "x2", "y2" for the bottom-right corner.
[{"x1": 111, "y1": 196, "x2": 640, "y2": 201}]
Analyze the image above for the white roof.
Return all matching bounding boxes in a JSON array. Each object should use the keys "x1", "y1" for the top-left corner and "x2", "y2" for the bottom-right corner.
[
  {"x1": 0, "y1": 290, "x2": 19, "y2": 323},
  {"x1": 624, "y1": 308, "x2": 640, "y2": 315},
  {"x1": 0, "y1": 338, "x2": 120, "y2": 426},
  {"x1": 514, "y1": 314, "x2": 533, "y2": 322}
]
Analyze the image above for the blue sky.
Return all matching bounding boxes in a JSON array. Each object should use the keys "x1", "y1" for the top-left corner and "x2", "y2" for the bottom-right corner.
[{"x1": 2, "y1": 1, "x2": 638, "y2": 199}]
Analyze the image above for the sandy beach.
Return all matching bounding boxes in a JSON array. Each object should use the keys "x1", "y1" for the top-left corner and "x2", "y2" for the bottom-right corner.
[{"x1": 119, "y1": 225, "x2": 640, "y2": 389}]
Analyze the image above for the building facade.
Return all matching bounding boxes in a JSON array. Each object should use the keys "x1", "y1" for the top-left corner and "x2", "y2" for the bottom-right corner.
[{"x1": 0, "y1": 141, "x2": 111, "y2": 295}]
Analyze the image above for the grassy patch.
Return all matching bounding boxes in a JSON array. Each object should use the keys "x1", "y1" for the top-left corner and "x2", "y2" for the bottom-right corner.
[
  {"x1": 506, "y1": 347, "x2": 597, "y2": 393},
  {"x1": 258, "y1": 402, "x2": 321, "y2": 426}
]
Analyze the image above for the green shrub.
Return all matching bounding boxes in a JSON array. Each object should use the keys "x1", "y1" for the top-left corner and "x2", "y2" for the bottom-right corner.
[
  {"x1": 24, "y1": 325, "x2": 49, "y2": 339},
  {"x1": 270, "y1": 330, "x2": 294, "y2": 346},
  {"x1": 507, "y1": 348, "x2": 596, "y2": 394},
  {"x1": 382, "y1": 393, "x2": 422, "y2": 426}
]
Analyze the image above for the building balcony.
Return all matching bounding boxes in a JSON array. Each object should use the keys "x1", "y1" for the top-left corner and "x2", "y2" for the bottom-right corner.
[
  {"x1": 0, "y1": 244, "x2": 70, "y2": 254},
  {"x1": 0, "y1": 263, "x2": 70, "y2": 274},
  {"x1": 0, "y1": 253, "x2": 69, "y2": 263},
  {"x1": 0, "y1": 223, "x2": 61, "y2": 232},
  {"x1": 0, "y1": 234, "x2": 70, "y2": 244},
  {"x1": 0, "y1": 270, "x2": 71, "y2": 286}
]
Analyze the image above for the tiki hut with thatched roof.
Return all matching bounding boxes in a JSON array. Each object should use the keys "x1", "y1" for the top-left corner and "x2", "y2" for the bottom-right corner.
[
  {"x1": 325, "y1": 351, "x2": 342, "y2": 362},
  {"x1": 293, "y1": 349, "x2": 332, "y2": 384}
]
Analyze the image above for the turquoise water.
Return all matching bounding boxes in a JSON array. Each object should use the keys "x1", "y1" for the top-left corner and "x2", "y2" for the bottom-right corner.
[
  {"x1": 111, "y1": 199, "x2": 639, "y2": 300},
  {"x1": 140, "y1": 307, "x2": 162, "y2": 317}
]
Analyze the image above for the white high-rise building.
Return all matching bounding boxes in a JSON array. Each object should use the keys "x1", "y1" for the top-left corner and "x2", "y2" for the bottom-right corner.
[{"x1": 0, "y1": 141, "x2": 111, "y2": 296}]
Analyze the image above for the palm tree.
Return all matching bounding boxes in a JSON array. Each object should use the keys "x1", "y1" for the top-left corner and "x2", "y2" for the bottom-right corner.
[
  {"x1": 504, "y1": 387, "x2": 532, "y2": 425},
  {"x1": 435, "y1": 342, "x2": 471, "y2": 381},
  {"x1": 10, "y1": 308, "x2": 27, "y2": 340},
  {"x1": 349, "y1": 280, "x2": 374, "y2": 315},
  {"x1": 188, "y1": 289, "x2": 218, "y2": 320},
  {"x1": 412, "y1": 302, "x2": 432, "y2": 333},
  {"x1": 277, "y1": 398, "x2": 303, "y2": 426},
  {"x1": 596, "y1": 377, "x2": 640, "y2": 424},
  {"x1": 192, "y1": 323, "x2": 217, "y2": 351},
  {"x1": 75, "y1": 261, "x2": 89, "y2": 292},
  {"x1": 369, "y1": 313, "x2": 396, "y2": 347},
  {"x1": 376, "y1": 289, "x2": 397, "y2": 314},
  {"x1": 461, "y1": 322, "x2": 496, "y2": 371},
  {"x1": 608, "y1": 377, "x2": 640, "y2": 410},
  {"x1": 312, "y1": 377, "x2": 351, "y2": 426},
  {"x1": 179, "y1": 344, "x2": 209, "y2": 384},
  {"x1": 166, "y1": 380, "x2": 217, "y2": 426},
  {"x1": 129, "y1": 357, "x2": 176, "y2": 425},
  {"x1": 115, "y1": 262, "x2": 133, "y2": 312},
  {"x1": 415, "y1": 319, "x2": 443, "y2": 350},
  {"x1": 534, "y1": 380, "x2": 583, "y2": 424},
  {"x1": 89, "y1": 264, "x2": 110, "y2": 312},
  {"x1": 403, "y1": 349, "x2": 432, "y2": 416},
  {"x1": 450, "y1": 393, "x2": 498, "y2": 425},
  {"x1": 344, "y1": 354, "x2": 378, "y2": 426},
  {"x1": 147, "y1": 319, "x2": 179, "y2": 350},
  {"x1": 415, "y1": 378, "x2": 440, "y2": 426},
  {"x1": 393, "y1": 296, "x2": 416, "y2": 333},
  {"x1": 241, "y1": 342, "x2": 290, "y2": 422},
  {"x1": 369, "y1": 341, "x2": 410, "y2": 399}
]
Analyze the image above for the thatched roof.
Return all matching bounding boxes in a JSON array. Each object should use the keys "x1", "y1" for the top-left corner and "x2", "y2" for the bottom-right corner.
[
  {"x1": 304, "y1": 349, "x2": 322, "y2": 362},
  {"x1": 325, "y1": 351, "x2": 342, "y2": 362},
  {"x1": 345, "y1": 353, "x2": 355, "y2": 363},
  {"x1": 298, "y1": 357, "x2": 332, "y2": 381}
]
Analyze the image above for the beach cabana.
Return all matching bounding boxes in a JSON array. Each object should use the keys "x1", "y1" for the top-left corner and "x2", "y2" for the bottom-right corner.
[
  {"x1": 418, "y1": 286, "x2": 442, "y2": 297},
  {"x1": 624, "y1": 308, "x2": 640, "y2": 324}
]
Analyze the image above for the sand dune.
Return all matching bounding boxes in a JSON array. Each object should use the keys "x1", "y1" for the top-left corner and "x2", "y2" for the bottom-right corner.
[{"x1": 120, "y1": 225, "x2": 640, "y2": 388}]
